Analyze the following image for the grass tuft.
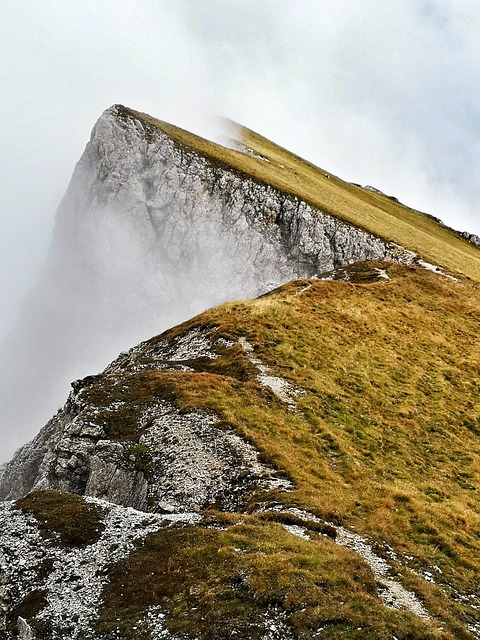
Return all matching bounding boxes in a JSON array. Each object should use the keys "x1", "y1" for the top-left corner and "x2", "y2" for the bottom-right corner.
[{"x1": 15, "y1": 490, "x2": 105, "y2": 546}]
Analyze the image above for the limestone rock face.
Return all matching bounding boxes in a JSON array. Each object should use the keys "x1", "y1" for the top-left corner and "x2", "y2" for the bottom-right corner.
[
  {"x1": 0, "y1": 327, "x2": 292, "y2": 510},
  {"x1": 51, "y1": 104, "x2": 394, "y2": 321},
  {"x1": 1, "y1": 105, "x2": 405, "y2": 457},
  {"x1": 461, "y1": 230, "x2": 480, "y2": 248}
]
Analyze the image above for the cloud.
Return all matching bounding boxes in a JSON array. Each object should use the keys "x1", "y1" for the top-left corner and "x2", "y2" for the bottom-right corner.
[{"x1": 176, "y1": 0, "x2": 480, "y2": 231}]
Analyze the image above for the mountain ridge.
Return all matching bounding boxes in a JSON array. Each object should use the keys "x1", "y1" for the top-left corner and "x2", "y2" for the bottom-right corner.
[
  {"x1": 1, "y1": 103, "x2": 436, "y2": 460},
  {"x1": 2, "y1": 260, "x2": 480, "y2": 638},
  {"x1": 113, "y1": 105, "x2": 480, "y2": 280}
]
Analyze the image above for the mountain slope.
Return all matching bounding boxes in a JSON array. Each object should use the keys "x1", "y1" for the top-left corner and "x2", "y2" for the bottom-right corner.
[
  {"x1": 2, "y1": 261, "x2": 480, "y2": 638},
  {"x1": 1, "y1": 104, "x2": 421, "y2": 460},
  {"x1": 2, "y1": 105, "x2": 480, "y2": 638}
]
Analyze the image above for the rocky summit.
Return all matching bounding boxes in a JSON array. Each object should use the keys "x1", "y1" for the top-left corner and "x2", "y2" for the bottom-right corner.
[
  {"x1": 0, "y1": 105, "x2": 419, "y2": 456},
  {"x1": 1, "y1": 106, "x2": 480, "y2": 639}
]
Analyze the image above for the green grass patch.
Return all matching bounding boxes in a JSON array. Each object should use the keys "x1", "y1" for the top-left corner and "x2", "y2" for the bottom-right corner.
[
  {"x1": 15, "y1": 490, "x2": 105, "y2": 546},
  {"x1": 98, "y1": 519, "x2": 444, "y2": 639}
]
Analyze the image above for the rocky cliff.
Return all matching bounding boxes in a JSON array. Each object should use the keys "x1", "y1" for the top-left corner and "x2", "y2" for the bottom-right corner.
[
  {"x1": 0, "y1": 326, "x2": 293, "y2": 511},
  {"x1": 1, "y1": 105, "x2": 415, "y2": 460}
]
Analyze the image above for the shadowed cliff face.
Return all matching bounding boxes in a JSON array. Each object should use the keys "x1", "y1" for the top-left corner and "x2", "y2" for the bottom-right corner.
[{"x1": 1, "y1": 105, "x2": 404, "y2": 460}]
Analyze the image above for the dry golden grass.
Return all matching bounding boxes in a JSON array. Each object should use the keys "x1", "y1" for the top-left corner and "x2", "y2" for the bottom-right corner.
[
  {"x1": 130, "y1": 261, "x2": 480, "y2": 635},
  {"x1": 17, "y1": 262, "x2": 477, "y2": 637}
]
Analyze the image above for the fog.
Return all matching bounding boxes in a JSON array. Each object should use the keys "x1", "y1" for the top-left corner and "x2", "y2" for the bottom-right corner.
[{"x1": 1, "y1": 1, "x2": 480, "y2": 460}]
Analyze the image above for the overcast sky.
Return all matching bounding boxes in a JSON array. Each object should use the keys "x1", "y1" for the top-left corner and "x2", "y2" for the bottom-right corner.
[{"x1": 1, "y1": 0, "x2": 479, "y2": 345}]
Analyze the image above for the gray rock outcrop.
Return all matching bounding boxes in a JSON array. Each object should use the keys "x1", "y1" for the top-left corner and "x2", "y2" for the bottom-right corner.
[
  {"x1": 0, "y1": 328, "x2": 292, "y2": 509},
  {"x1": 461, "y1": 230, "x2": 480, "y2": 249}
]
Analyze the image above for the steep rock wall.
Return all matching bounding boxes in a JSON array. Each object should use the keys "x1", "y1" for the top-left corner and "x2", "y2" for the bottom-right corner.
[{"x1": 1, "y1": 105, "x2": 408, "y2": 458}]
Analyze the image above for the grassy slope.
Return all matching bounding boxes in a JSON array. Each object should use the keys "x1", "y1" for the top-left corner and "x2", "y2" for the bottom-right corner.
[
  {"x1": 116, "y1": 105, "x2": 480, "y2": 282},
  {"x1": 91, "y1": 262, "x2": 479, "y2": 638},
  {"x1": 106, "y1": 109, "x2": 480, "y2": 636}
]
